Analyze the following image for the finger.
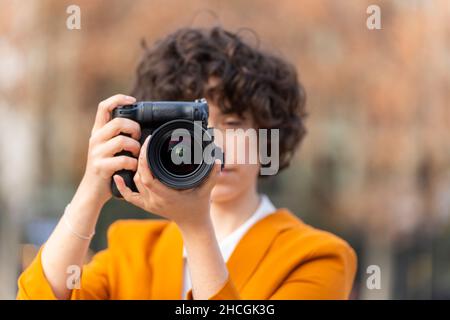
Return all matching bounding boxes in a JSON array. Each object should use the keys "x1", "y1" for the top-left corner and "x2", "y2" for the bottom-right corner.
[
  {"x1": 137, "y1": 136, "x2": 155, "y2": 188},
  {"x1": 92, "y1": 94, "x2": 136, "y2": 133},
  {"x1": 113, "y1": 175, "x2": 143, "y2": 207},
  {"x1": 133, "y1": 172, "x2": 168, "y2": 213},
  {"x1": 97, "y1": 156, "x2": 138, "y2": 176},
  {"x1": 95, "y1": 135, "x2": 141, "y2": 158},
  {"x1": 91, "y1": 117, "x2": 141, "y2": 143},
  {"x1": 133, "y1": 171, "x2": 155, "y2": 196}
]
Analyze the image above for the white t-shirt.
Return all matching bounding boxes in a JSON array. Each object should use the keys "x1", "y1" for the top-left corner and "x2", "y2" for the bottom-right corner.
[{"x1": 181, "y1": 194, "x2": 276, "y2": 299}]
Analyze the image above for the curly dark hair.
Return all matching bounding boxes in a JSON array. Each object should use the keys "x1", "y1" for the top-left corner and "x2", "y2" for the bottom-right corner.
[{"x1": 131, "y1": 26, "x2": 307, "y2": 173}]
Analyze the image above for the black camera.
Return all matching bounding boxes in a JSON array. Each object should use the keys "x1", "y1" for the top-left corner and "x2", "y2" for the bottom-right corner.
[{"x1": 110, "y1": 98, "x2": 223, "y2": 198}]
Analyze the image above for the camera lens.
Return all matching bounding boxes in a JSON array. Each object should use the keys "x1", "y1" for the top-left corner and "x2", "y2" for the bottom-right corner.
[
  {"x1": 147, "y1": 119, "x2": 215, "y2": 189},
  {"x1": 159, "y1": 134, "x2": 200, "y2": 176}
]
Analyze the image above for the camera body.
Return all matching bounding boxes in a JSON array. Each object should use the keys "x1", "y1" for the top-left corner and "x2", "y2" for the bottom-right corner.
[{"x1": 110, "y1": 98, "x2": 222, "y2": 198}]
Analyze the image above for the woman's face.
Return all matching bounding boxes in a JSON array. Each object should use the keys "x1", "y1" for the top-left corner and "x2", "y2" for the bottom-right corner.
[{"x1": 207, "y1": 102, "x2": 261, "y2": 203}]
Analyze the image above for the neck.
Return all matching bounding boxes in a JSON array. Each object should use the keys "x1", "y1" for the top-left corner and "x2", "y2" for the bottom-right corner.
[{"x1": 210, "y1": 187, "x2": 261, "y2": 241}]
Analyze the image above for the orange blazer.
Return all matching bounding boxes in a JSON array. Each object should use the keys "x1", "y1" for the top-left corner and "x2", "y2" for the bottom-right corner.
[{"x1": 17, "y1": 209, "x2": 357, "y2": 300}]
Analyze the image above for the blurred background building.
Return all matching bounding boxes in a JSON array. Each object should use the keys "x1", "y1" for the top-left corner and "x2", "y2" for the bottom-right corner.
[{"x1": 0, "y1": 0, "x2": 449, "y2": 299}]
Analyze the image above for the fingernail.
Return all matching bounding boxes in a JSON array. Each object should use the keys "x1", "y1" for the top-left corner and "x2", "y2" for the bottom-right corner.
[{"x1": 125, "y1": 96, "x2": 136, "y2": 101}]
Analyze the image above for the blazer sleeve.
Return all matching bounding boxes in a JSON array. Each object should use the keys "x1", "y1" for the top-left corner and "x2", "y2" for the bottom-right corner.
[
  {"x1": 15, "y1": 220, "x2": 126, "y2": 301},
  {"x1": 16, "y1": 245, "x2": 111, "y2": 300},
  {"x1": 17, "y1": 219, "x2": 168, "y2": 300}
]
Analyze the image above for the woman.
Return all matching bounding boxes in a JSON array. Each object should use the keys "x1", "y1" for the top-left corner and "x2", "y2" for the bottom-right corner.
[{"x1": 17, "y1": 27, "x2": 357, "y2": 300}]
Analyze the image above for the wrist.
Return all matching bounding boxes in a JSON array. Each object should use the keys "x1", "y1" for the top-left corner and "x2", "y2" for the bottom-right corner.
[
  {"x1": 178, "y1": 211, "x2": 214, "y2": 240},
  {"x1": 72, "y1": 177, "x2": 107, "y2": 215},
  {"x1": 77, "y1": 175, "x2": 109, "y2": 207},
  {"x1": 63, "y1": 199, "x2": 101, "y2": 241}
]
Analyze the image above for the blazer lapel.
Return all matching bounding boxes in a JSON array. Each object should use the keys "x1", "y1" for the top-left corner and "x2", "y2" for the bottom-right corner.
[
  {"x1": 150, "y1": 221, "x2": 184, "y2": 299},
  {"x1": 225, "y1": 209, "x2": 300, "y2": 292}
]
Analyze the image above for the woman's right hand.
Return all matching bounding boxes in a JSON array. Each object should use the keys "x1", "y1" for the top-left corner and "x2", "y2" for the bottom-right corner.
[
  {"x1": 76, "y1": 94, "x2": 142, "y2": 209},
  {"x1": 36, "y1": 94, "x2": 143, "y2": 300}
]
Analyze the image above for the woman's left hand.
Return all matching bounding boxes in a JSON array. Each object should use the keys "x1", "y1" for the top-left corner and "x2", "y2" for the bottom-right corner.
[
  {"x1": 115, "y1": 136, "x2": 229, "y2": 300},
  {"x1": 113, "y1": 136, "x2": 221, "y2": 227}
]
